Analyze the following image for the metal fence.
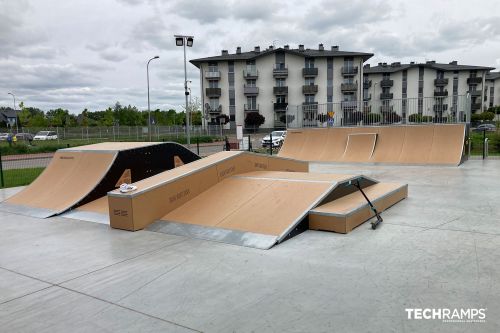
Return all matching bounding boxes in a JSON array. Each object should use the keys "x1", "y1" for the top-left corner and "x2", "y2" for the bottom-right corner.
[{"x1": 286, "y1": 95, "x2": 471, "y2": 128}]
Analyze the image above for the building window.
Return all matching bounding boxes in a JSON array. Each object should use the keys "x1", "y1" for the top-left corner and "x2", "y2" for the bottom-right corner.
[
  {"x1": 246, "y1": 96, "x2": 257, "y2": 109},
  {"x1": 246, "y1": 79, "x2": 256, "y2": 87},
  {"x1": 305, "y1": 94, "x2": 315, "y2": 103},
  {"x1": 276, "y1": 78, "x2": 286, "y2": 87},
  {"x1": 209, "y1": 80, "x2": 218, "y2": 88},
  {"x1": 327, "y1": 79, "x2": 333, "y2": 87},
  {"x1": 382, "y1": 73, "x2": 390, "y2": 80},
  {"x1": 305, "y1": 58, "x2": 315, "y2": 68},
  {"x1": 276, "y1": 95, "x2": 286, "y2": 104},
  {"x1": 228, "y1": 61, "x2": 234, "y2": 73},
  {"x1": 327, "y1": 58, "x2": 333, "y2": 69},
  {"x1": 305, "y1": 77, "x2": 315, "y2": 85},
  {"x1": 209, "y1": 98, "x2": 219, "y2": 109}
]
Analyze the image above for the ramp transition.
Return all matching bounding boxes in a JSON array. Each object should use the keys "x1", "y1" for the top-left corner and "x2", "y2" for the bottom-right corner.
[
  {"x1": 278, "y1": 124, "x2": 466, "y2": 165},
  {"x1": 0, "y1": 142, "x2": 200, "y2": 218}
]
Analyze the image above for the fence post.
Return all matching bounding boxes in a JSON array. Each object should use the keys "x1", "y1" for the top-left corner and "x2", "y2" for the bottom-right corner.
[
  {"x1": 483, "y1": 129, "x2": 486, "y2": 160},
  {"x1": 269, "y1": 132, "x2": 272, "y2": 155},
  {"x1": 197, "y1": 137, "x2": 200, "y2": 155},
  {"x1": 0, "y1": 150, "x2": 4, "y2": 188}
]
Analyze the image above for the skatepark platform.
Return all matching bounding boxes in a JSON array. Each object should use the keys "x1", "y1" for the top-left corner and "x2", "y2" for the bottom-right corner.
[
  {"x1": 0, "y1": 142, "x2": 200, "y2": 218},
  {"x1": 278, "y1": 124, "x2": 467, "y2": 165}
]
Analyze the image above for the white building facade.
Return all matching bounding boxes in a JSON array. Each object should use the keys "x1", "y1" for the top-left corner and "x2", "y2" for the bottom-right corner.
[
  {"x1": 191, "y1": 44, "x2": 372, "y2": 129},
  {"x1": 485, "y1": 72, "x2": 500, "y2": 109}
]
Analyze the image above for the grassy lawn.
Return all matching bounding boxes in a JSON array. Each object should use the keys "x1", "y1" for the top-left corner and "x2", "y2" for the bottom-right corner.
[
  {"x1": 1, "y1": 167, "x2": 45, "y2": 188},
  {"x1": 469, "y1": 130, "x2": 500, "y2": 156}
]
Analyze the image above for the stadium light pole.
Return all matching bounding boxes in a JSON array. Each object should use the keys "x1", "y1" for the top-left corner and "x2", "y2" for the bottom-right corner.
[
  {"x1": 147, "y1": 56, "x2": 159, "y2": 142},
  {"x1": 174, "y1": 34, "x2": 194, "y2": 146},
  {"x1": 7, "y1": 92, "x2": 18, "y2": 133}
]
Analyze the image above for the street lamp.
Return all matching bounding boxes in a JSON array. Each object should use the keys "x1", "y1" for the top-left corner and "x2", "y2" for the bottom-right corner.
[
  {"x1": 174, "y1": 34, "x2": 194, "y2": 146},
  {"x1": 7, "y1": 92, "x2": 18, "y2": 133},
  {"x1": 147, "y1": 56, "x2": 159, "y2": 142}
]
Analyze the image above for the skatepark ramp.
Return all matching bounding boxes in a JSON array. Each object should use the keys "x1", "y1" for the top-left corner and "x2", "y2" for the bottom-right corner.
[
  {"x1": 278, "y1": 124, "x2": 466, "y2": 165},
  {"x1": 105, "y1": 151, "x2": 406, "y2": 249},
  {"x1": 0, "y1": 142, "x2": 200, "y2": 218}
]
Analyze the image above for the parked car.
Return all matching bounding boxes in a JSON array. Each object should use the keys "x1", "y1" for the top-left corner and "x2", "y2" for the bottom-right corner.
[
  {"x1": 0, "y1": 133, "x2": 9, "y2": 141},
  {"x1": 261, "y1": 131, "x2": 287, "y2": 148},
  {"x1": 15, "y1": 133, "x2": 34, "y2": 141},
  {"x1": 34, "y1": 131, "x2": 58, "y2": 140},
  {"x1": 474, "y1": 124, "x2": 496, "y2": 132}
]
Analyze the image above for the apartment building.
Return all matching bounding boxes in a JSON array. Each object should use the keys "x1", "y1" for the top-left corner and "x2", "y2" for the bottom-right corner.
[
  {"x1": 485, "y1": 72, "x2": 500, "y2": 109},
  {"x1": 190, "y1": 44, "x2": 373, "y2": 128},
  {"x1": 363, "y1": 61, "x2": 495, "y2": 118}
]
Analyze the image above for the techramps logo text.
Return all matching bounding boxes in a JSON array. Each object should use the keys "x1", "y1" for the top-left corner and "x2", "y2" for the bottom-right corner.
[{"x1": 405, "y1": 308, "x2": 487, "y2": 323}]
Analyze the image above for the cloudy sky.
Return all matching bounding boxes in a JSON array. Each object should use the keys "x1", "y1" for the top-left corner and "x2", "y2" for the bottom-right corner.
[{"x1": 1, "y1": 0, "x2": 500, "y2": 114}]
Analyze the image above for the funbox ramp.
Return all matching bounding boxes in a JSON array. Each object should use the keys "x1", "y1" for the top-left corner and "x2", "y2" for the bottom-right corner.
[
  {"x1": 278, "y1": 124, "x2": 466, "y2": 165},
  {"x1": 105, "y1": 151, "x2": 407, "y2": 249},
  {"x1": 0, "y1": 142, "x2": 200, "y2": 218}
]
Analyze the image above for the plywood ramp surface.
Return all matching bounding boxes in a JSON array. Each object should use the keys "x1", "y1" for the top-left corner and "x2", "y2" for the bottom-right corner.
[
  {"x1": 6, "y1": 151, "x2": 116, "y2": 213},
  {"x1": 341, "y1": 133, "x2": 377, "y2": 162},
  {"x1": 237, "y1": 171, "x2": 356, "y2": 182},
  {"x1": 428, "y1": 124, "x2": 465, "y2": 165},
  {"x1": 61, "y1": 196, "x2": 110, "y2": 224},
  {"x1": 62, "y1": 142, "x2": 161, "y2": 151},
  {"x1": 161, "y1": 176, "x2": 334, "y2": 236}
]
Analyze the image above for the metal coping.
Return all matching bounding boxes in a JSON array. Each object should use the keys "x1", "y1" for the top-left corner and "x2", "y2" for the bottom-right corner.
[{"x1": 61, "y1": 210, "x2": 110, "y2": 225}]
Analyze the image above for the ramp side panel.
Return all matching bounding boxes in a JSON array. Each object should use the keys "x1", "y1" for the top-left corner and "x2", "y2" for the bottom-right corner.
[
  {"x1": 6, "y1": 151, "x2": 116, "y2": 213},
  {"x1": 398, "y1": 126, "x2": 434, "y2": 164},
  {"x1": 370, "y1": 126, "x2": 406, "y2": 163},
  {"x1": 340, "y1": 133, "x2": 377, "y2": 162},
  {"x1": 278, "y1": 130, "x2": 305, "y2": 158},
  {"x1": 267, "y1": 156, "x2": 309, "y2": 172},
  {"x1": 318, "y1": 127, "x2": 351, "y2": 161},
  {"x1": 428, "y1": 124, "x2": 466, "y2": 165}
]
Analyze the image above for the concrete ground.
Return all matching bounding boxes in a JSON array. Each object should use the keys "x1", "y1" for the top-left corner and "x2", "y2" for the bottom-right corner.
[{"x1": 0, "y1": 160, "x2": 499, "y2": 332}]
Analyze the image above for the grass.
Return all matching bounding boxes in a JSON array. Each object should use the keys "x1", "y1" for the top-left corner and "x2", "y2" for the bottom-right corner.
[
  {"x1": 1, "y1": 167, "x2": 45, "y2": 188},
  {"x1": 469, "y1": 130, "x2": 500, "y2": 156}
]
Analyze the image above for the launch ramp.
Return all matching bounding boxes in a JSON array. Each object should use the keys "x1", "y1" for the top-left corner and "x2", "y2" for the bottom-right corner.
[{"x1": 0, "y1": 142, "x2": 200, "y2": 218}]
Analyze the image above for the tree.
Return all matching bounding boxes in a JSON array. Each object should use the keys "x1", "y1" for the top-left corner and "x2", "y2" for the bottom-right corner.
[
  {"x1": 245, "y1": 112, "x2": 265, "y2": 128},
  {"x1": 46, "y1": 108, "x2": 70, "y2": 127}
]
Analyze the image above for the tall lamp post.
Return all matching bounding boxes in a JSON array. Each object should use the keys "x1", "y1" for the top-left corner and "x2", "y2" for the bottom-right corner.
[
  {"x1": 174, "y1": 34, "x2": 194, "y2": 146},
  {"x1": 7, "y1": 92, "x2": 18, "y2": 133},
  {"x1": 147, "y1": 56, "x2": 159, "y2": 142}
]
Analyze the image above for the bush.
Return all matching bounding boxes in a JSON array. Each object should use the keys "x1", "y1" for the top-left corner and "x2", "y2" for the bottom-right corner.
[
  {"x1": 365, "y1": 113, "x2": 381, "y2": 124},
  {"x1": 481, "y1": 112, "x2": 495, "y2": 121},
  {"x1": 244, "y1": 112, "x2": 265, "y2": 128},
  {"x1": 409, "y1": 114, "x2": 433, "y2": 123},
  {"x1": 385, "y1": 112, "x2": 402, "y2": 123},
  {"x1": 350, "y1": 111, "x2": 363, "y2": 123},
  {"x1": 215, "y1": 114, "x2": 230, "y2": 125}
]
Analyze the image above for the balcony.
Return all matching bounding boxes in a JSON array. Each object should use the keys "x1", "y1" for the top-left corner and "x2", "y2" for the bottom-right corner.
[
  {"x1": 470, "y1": 90, "x2": 481, "y2": 97},
  {"x1": 471, "y1": 103, "x2": 481, "y2": 110},
  {"x1": 364, "y1": 94, "x2": 372, "y2": 101},
  {"x1": 205, "y1": 87, "x2": 221, "y2": 97},
  {"x1": 341, "y1": 66, "x2": 358, "y2": 75},
  {"x1": 434, "y1": 78, "x2": 449, "y2": 86},
  {"x1": 302, "y1": 67, "x2": 318, "y2": 77},
  {"x1": 243, "y1": 85, "x2": 259, "y2": 95},
  {"x1": 206, "y1": 104, "x2": 222, "y2": 114},
  {"x1": 302, "y1": 101, "x2": 318, "y2": 110},
  {"x1": 243, "y1": 68, "x2": 258, "y2": 79},
  {"x1": 302, "y1": 84, "x2": 318, "y2": 94},
  {"x1": 380, "y1": 79, "x2": 394, "y2": 87},
  {"x1": 434, "y1": 90, "x2": 448, "y2": 97},
  {"x1": 274, "y1": 103, "x2": 288, "y2": 111},
  {"x1": 341, "y1": 82, "x2": 357, "y2": 92},
  {"x1": 205, "y1": 71, "x2": 221, "y2": 80},
  {"x1": 273, "y1": 64, "x2": 288, "y2": 77},
  {"x1": 467, "y1": 77, "x2": 482, "y2": 85},
  {"x1": 244, "y1": 104, "x2": 259, "y2": 112},
  {"x1": 380, "y1": 93, "x2": 393, "y2": 100},
  {"x1": 433, "y1": 104, "x2": 448, "y2": 112},
  {"x1": 273, "y1": 86, "x2": 288, "y2": 95},
  {"x1": 341, "y1": 101, "x2": 357, "y2": 110},
  {"x1": 363, "y1": 80, "x2": 372, "y2": 88},
  {"x1": 380, "y1": 105, "x2": 394, "y2": 113}
]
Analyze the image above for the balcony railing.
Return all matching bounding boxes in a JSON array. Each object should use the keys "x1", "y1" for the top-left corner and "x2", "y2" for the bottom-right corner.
[
  {"x1": 434, "y1": 90, "x2": 448, "y2": 97},
  {"x1": 380, "y1": 79, "x2": 394, "y2": 87},
  {"x1": 302, "y1": 84, "x2": 318, "y2": 94},
  {"x1": 302, "y1": 67, "x2": 318, "y2": 76},
  {"x1": 273, "y1": 86, "x2": 288, "y2": 95},
  {"x1": 341, "y1": 82, "x2": 357, "y2": 92},
  {"x1": 205, "y1": 87, "x2": 221, "y2": 97},
  {"x1": 302, "y1": 101, "x2": 318, "y2": 110},
  {"x1": 205, "y1": 71, "x2": 221, "y2": 80},
  {"x1": 341, "y1": 66, "x2": 358, "y2": 75},
  {"x1": 243, "y1": 85, "x2": 259, "y2": 95},
  {"x1": 341, "y1": 101, "x2": 357, "y2": 110},
  {"x1": 380, "y1": 105, "x2": 394, "y2": 113},
  {"x1": 243, "y1": 68, "x2": 259, "y2": 78},
  {"x1": 206, "y1": 104, "x2": 222, "y2": 114},
  {"x1": 471, "y1": 103, "x2": 481, "y2": 110},
  {"x1": 470, "y1": 90, "x2": 481, "y2": 97},
  {"x1": 244, "y1": 104, "x2": 259, "y2": 111},
  {"x1": 363, "y1": 80, "x2": 372, "y2": 88},
  {"x1": 434, "y1": 78, "x2": 449, "y2": 86},
  {"x1": 274, "y1": 103, "x2": 288, "y2": 111},
  {"x1": 273, "y1": 64, "x2": 288, "y2": 77},
  {"x1": 380, "y1": 93, "x2": 393, "y2": 100},
  {"x1": 433, "y1": 104, "x2": 448, "y2": 112},
  {"x1": 467, "y1": 77, "x2": 482, "y2": 85}
]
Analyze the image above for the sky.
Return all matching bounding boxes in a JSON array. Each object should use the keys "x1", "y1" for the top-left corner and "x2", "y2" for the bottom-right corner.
[{"x1": 1, "y1": 0, "x2": 500, "y2": 114}]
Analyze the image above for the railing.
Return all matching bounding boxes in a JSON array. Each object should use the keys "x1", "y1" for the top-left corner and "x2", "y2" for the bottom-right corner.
[
  {"x1": 244, "y1": 104, "x2": 259, "y2": 111},
  {"x1": 302, "y1": 67, "x2": 318, "y2": 76},
  {"x1": 243, "y1": 68, "x2": 258, "y2": 78},
  {"x1": 273, "y1": 64, "x2": 288, "y2": 76},
  {"x1": 302, "y1": 85, "x2": 318, "y2": 94},
  {"x1": 380, "y1": 93, "x2": 394, "y2": 100},
  {"x1": 341, "y1": 66, "x2": 358, "y2": 75},
  {"x1": 285, "y1": 95, "x2": 471, "y2": 128},
  {"x1": 467, "y1": 77, "x2": 482, "y2": 84},
  {"x1": 380, "y1": 79, "x2": 394, "y2": 87},
  {"x1": 341, "y1": 82, "x2": 357, "y2": 91},
  {"x1": 471, "y1": 103, "x2": 481, "y2": 110},
  {"x1": 243, "y1": 85, "x2": 259, "y2": 95},
  {"x1": 207, "y1": 105, "x2": 222, "y2": 114},
  {"x1": 205, "y1": 71, "x2": 221, "y2": 80},
  {"x1": 434, "y1": 78, "x2": 449, "y2": 86},
  {"x1": 470, "y1": 90, "x2": 481, "y2": 97},
  {"x1": 273, "y1": 86, "x2": 288, "y2": 94},
  {"x1": 434, "y1": 90, "x2": 448, "y2": 97},
  {"x1": 274, "y1": 103, "x2": 288, "y2": 111},
  {"x1": 205, "y1": 87, "x2": 222, "y2": 97}
]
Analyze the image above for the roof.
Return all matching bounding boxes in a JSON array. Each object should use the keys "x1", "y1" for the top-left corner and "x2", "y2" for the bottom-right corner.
[
  {"x1": 486, "y1": 72, "x2": 500, "y2": 80},
  {"x1": 190, "y1": 47, "x2": 373, "y2": 67},
  {"x1": 365, "y1": 62, "x2": 495, "y2": 74},
  {"x1": 0, "y1": 108, "x2": 17, "y2": 118}
]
